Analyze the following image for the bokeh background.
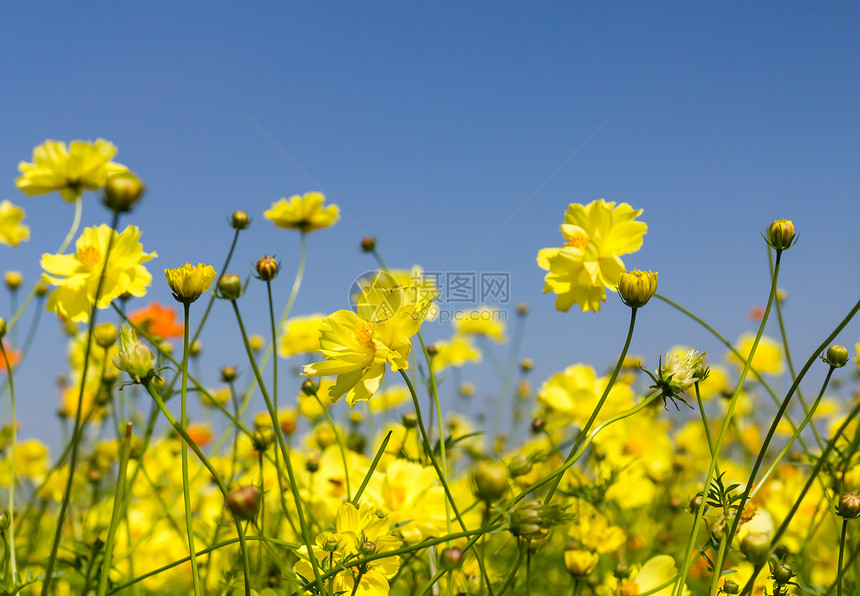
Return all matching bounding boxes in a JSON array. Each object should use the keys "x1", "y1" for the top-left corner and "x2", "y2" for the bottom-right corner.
[{"x1": 2, "y1": 2, "x2": 860, "y2": 450}]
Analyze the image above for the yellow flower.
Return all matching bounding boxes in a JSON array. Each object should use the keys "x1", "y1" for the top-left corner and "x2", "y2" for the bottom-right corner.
[
  {"x1": 278, "y1": 313, "x2": 326, "y2": 358},
  {"x1": 607, "y1": 555, "x2": 690, "y2": 596},
  {"x1": 41, "y1": 225, "x2": 156, "y2": 323},
  {"x1": 431, "y1": 336, "x2": 482, "y2": 372},
  {"x1": 728, "y1": 333, "x2": 784, "y2": 376},
  {"x1": 17, "y1": 139, "x2": 127, "y2": 202},
  {"x1": 367, "y1": 385, "x2": 410, "y2": 413},
  {"x1": 538, "y1": 199, "x2": 647, "y2": 312},
  {"x1": 351, "y1": 267, "x2": 438, "y2": 323},
  {"x1": 264, "y1": 192, "x2": 339, "y2": 233},
  {"x1": 567, "y1": 499, "x2": 626, "y2": 555},
  {"x1": 453, "y1": 306, "x2": 507, "y2": 342},
  {"x1": 303, "y1": 305, "x2": 423, "y2": 407},
  {"x1": 164, "y1": 263, "x2": 216, "y2": 304},
  {"x1": 536, "y1": 363, "x2": 633, "y2": 429},
  {"x1": 0, "y1": 200, "x2": 29, "y2": 246}
]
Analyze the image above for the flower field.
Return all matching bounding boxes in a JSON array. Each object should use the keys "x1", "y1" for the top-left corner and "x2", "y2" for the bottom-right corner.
[{"x1": 1, "y1": 138, "x2": 859, "y2": 596}]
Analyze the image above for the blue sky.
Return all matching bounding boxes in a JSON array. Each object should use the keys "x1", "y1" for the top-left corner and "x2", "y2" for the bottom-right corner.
[{"x1": 2, "y1": 2, "x2": 860, "y2": 449}]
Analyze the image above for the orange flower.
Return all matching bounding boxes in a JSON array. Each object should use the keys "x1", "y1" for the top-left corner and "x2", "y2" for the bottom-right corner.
[
  {"x1": 186, "y1": 423, "x2": 212, "y2": 447},
  {"x1": 129, "y1": 301, "x2": 184, "y2": 339},
  {"x1": 0, "y1": 342, "x2": 22, "y2": 373}
]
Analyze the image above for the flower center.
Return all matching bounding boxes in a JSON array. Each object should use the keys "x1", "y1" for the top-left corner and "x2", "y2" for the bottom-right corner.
[
  {"x1": 619, "y1": 580, "x2": 640, "y2": 596},
  {"x1": 386, "y1": 484, "x2": 407, "y2": 509},
  {"x1": 353, "y1": 320, "x2": 375, "y2": 351},
  {"x1": 564, "y1": 231, "x2": 589, "y2": 251},
  {"x1": 76, "y1": 244, "x2": 102, "y2": 269}
]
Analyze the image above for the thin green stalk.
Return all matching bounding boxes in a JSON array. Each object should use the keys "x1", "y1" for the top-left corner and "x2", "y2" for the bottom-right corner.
[
  {"x1": 96, "y1": 423, "x2": 132, "y2": 596},
  {"x1": 723, "y1": 295, "x2": 860, "y2": 565},
  {"x1": 230, "y1": 298, "x2": 324, "y2": 594},
  {"x1": 543, "y1": 306, "x2": 638, "y2": 504},
  {"x1": 674, "y1": 250, "x2": 784, "y2": 596},
  {"x1": 838, "y1": 519, "x2": 848, "y2": 596},
  {"x1": 0, "y1": 341, "x2": 17, "y2": 581},
  {"x1": 179, "y1": 301, "x2": 200, "y2": 595},
  {"x1": 143, "y1": 379, "x2": 252, "y2": 595},
  {"x1": 42, "y1": 208, "x2": 119, "y2": 596},
  {"x1": 312, "y1": 390, "x2": 351, "y2": 499}
]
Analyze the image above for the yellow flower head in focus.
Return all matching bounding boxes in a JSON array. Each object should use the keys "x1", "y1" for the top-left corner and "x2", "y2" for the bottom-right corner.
[
  {"x1": 17, "y1": 139, "x2": 128, "y2": 202},
  {"x1": 278, "y1": 313, "x2": 326, "y2": 358},
  {"x1": 538, "y1": 199, "x2": 647, "y2": 312},
  {"x1": 0, "y1": 200, "x2": 30, "y2": 247},
  {"x1": 164, "y1": 263, "x2": 216, "y2": 304},
  {"x1": 453, "y1": 306, "x2": 507, "y2": 343},
  {"x1": 264, "y1": 192, "x2": 339, "y2": 233},
  {"x1": 41, "y1": 225, "x2": 156, "y2": 323},
  {"x1": 728, "y1": 333, "x2": 785, "y2": 376}
]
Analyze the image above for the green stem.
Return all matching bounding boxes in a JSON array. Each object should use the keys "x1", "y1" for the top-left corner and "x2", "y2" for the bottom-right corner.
[
  {"x1": 0, "y1": 342, "x2": 17, "y2": 581},
  {"x1": 543, "y1": 306, "x2": 638, "y2": 503},
  {"x1": 179, "y1": 301, "x2": 200, "y2": 595},
  {"x1": 230, "y1": 298, "x2": 324, "y2": 594},
  {"x1": 42, "y1": 208, "x2": 119, "y2": 596},
  {"x1": 838, "y1": 519, "x2": 848, "y2": 596},
  {"x1": 674, "y1": 250, "x2": 784, "y2": 596},
  {"x1": 96, "y1": 423, "x2": 132, "y2": 596}
]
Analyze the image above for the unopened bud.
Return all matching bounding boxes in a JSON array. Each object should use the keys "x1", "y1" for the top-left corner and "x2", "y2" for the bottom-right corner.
[
  {"x1": 4, "y1": 271, "x2": 22, "y2": 291},
  {"x1": 564, "y1": 549, "x2": 598, "y2": 577},
  {"x1": 220, "y1": 365, "x2": 237, "y2": 383},
  {"x1": 618, "y1": 269, "x2": 658, "y2": 308},
  {"x1": 301, "y1": 379, "x2": 318, "y2": 396},
  {"x1": 722, "y1": 579, "x2": 740, "y2": 594},
  {"x1": 508, "y1": 453, "x2": 532, "y2": 478},
  {"x1": 256, "y1": 256, "x2": 279, "y2": 281},
  {"x1": 104, "y1": 171, "x2": 145, "y2": 213},
  {"x1": 740, "y1": 532, "x2": 770, "y2": 565},
  {"x1": 93, "y1": 323, "x2": 118, "y2": 348},
  {"x1": 837, "y1": 492, "x2": 860, "y2": 519},
  {"x1": 823, "y1": 345, "x2": 849, "y2": 368},
  {"x1": 766, "y1": 219, "x2": 796, "y2": 251},
  {"x1": 217, "y1": 274, "x2": 242, "y2": 300},
  {"x1": 473, "y1": 460, "x2": 509, "y2": 502},
  {"x1": 771, "y1": 562, "x2": 794, "y2": 585},
  {"x1": 226, "y1": 486, "x2": 261, "y2": 521},
  {"x1": 231, "y1": 210, "x2": 251, "y2": 230},
  {"x1": 402, "y1": 412, "x2": 417, "y2": 429},
  {"x1": 439, "y1": 547, "x2": 464, "y2": 570},
  {"x1": 360, "y1": 236, "x2": 376, "y2": 252},
  {"x1": 359, "y1": 540, "x2": 376, "y2": 555}
]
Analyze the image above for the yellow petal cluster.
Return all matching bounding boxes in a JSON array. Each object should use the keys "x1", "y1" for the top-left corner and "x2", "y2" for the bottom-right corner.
[
  {"x1": 41, "y1": 224, "x2": 156, "y2": 323},
  {"x1": 17, "y1": 139, "x2": 127, "y2": 202},
  {"x1": 264, "y1": 192, "x2": 339, "y2": 233},
  {"x1": 164, "y1": 263, "x2": 216, "y2": 304},
  {"x1": 0, "y1": 200, "x2": 30, "y2": 247},
  {"x1": 538, "y1": 199, "x2": 647, "y2": 312}
]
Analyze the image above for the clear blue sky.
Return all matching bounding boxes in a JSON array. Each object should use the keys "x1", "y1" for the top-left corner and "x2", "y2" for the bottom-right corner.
[{"x1": 2, "y1": 2, "x2": 860, "y2": 449}]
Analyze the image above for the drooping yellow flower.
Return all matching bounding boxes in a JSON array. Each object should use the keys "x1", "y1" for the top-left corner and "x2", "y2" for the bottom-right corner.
[
  {"x1": 278, "y1": 313, "x2": 326, "y2": 358},
  {"x1": 538, "y1": 199, "x2": 647, "y2": 312},
  {"x1": 453, "y1": 306, "x2": 507, "y2": 343},
  {"x1": 431, "y1": 336, "x2": 482, "y2": 373},
  {"x1": 41, "y1": 225, "x2": 156, "y2": 323},
  {"x1": 164, "y1": 263, "x2": 216, "y2": 304},
  {"x1": 17, "y1": 139, "x2": 128, "y2": 202},
  {"x1": 728, "y1": 333, "x2": 785, "y2": 376},
  {"x1": 0, "y1": 200, "x2": 30, "y2": 247},
  {"x1": 264, "y1": 192, "x2": 339, "y2": 233}
]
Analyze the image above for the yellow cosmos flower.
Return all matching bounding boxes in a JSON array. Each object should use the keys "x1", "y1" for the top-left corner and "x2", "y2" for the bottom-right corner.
[
  {"x1": 278, "y1": 313, "x2": 326, "y2": 358},
  {"x1": 303, "y1": 305, "x2": 423, "y2": 407},
  {"x1": 536, "y1": 363, "x2": 633, "y2": 429},
  {"x1": 17, "y1": 139, "x2": 127, "y2": 202},
  {"x1": 41, "y1": 225, "x2": 156, "y2": 323},
  {"x1": 453, "y1": 306, "x2": 507, "y2": 342},
  {"x1": 164, "y1": 263, "x2": 216, "y2": 304},
  {"x1": 0, "y1": 200, "x2": 30, "y2": 247},
  {"x1": 538, "y1": 199, "x2": 647, "y2": 312},
  {"x1": 367, "y1": 385, "x2": 410, "y2": 413},
  {"x1": 264, "y1": 192, "x2": 339, "y2": 233},
  {"x1": 728, "y1": 333, "x2": 785, "y2": 376},
  {"x1": 606, "y1": 555, "x2": 690, "y2": 596},
  {"x1": 351, "y1": 266, "x2": 439, "y2": 323},
  {"x1": 431, "y1": 336, "x2": 482, "y2": 372}
]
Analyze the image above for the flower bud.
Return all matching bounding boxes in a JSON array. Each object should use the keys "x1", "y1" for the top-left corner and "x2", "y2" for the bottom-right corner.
[
  {"x1": 822, "y1": 345, "x2": 849, "y2": 368},
  {"x1": 35, "y1": 282, "x2": 49, "y2": 297},
  {"x1": 766, "y1": 219, "x2": 796, "y2": 251},
  {"x1": 113, "y1": 326, "x2": 156, "y2": 384},
  {"x1": 217, "y1": 274, "x2": 243, "y2": 300},
  {"x1": 256, "y1": 256, "x2": 279, "y2": 281},
  {"x1": 104, "y1": 171, "x2": 145, "y2": 213},
  {"x1": 520, "y1": 357, "x2": 534, "y2": 373},
  {"x1": 226, "y1": 486, "x2": 261, "y2": 521},
  {"x1": 439, "y1": 547, "x2": 464, "y2": 570},
  {"x1": 249, "y1": 335, "x2": 265, "y2": 352},
  {"x1": 0, "y1": 318, "x2": 6, "y2": 338},
  {"x1": 279, "y1": 409, "x2": 297, "y2": 436},
  {"x1": 190, "y1": 340, "x2": 203, "y2": 357},
  {"x1": 301, "y1": 379, "x2": 319, "y2": 396},
  {"x1": 689, "y1": 494, "x2": 706, "y2": 514},
  {"x1": 306, "y1": 455, "x2": 321, "y2": 473},
  {"x1": 564, "y1": 549, "x2": 599, "y2": 577},
  {"x1": 837, "y1": 491, "x2": 860, "y2": 519},
  {"x1": 741, "y1": 532, "x2": 771, "y2": 565},
  {"x1": 473, "y1": 460, "x2": 509, "y2": 502},
  {"x1": 4, "y1": 271, "x2": 22, "y2": 291},
  {"x1": 425, "y1": 344, "x2": 438, "y2": 357},
  {"x1": 315, "y1": 426, "x2": 336, "y2": 449},
  {"x1": 93, "y1": 322, "x2": 118, "y2": 348},
  {"x1": 253, "y1": 412, "x2": 273, "y2": 430},
  {"x1": 771, "y1": 562, "x2": 794, "y2": 585},
  {"x1": 516, "y1": 302, "x2": 529, "y2": 316},
  {"x1": 459, "y1": 382, "x2": 475, "y2": 397},
  {"x1": 618, "y1": 269, "x2": 658, "y2": 308},
  {"x1": 531, "y1": 417, "x2": 545, "y2": 434},
  {"x1": 253, "y1": 428, "x2": 273, "y2": 451},
  {"x1": 231, "y1": 210, "x2": 251, "y2": 230},
  {"x1": 360, "y1": 236, "x2": 376, "y2": 252},
  {"x1": 507, "y1": 453, "x2": 532, "y2": 478},
  {"x1": 401, "y1": 412, "x2": 417, "y2": 429},
  {"x1": 0, "y1": 510, "x2": 10, "y2": 531},
  {"x1": 220, "y1": 365, "x2": 237, "y2": 383},
  {"x1": 722, "y1": 579, "x2": 740, "y2": 594},
  {"x1": 359, "y1": 540, "x2": 377, "y2": 555}
]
